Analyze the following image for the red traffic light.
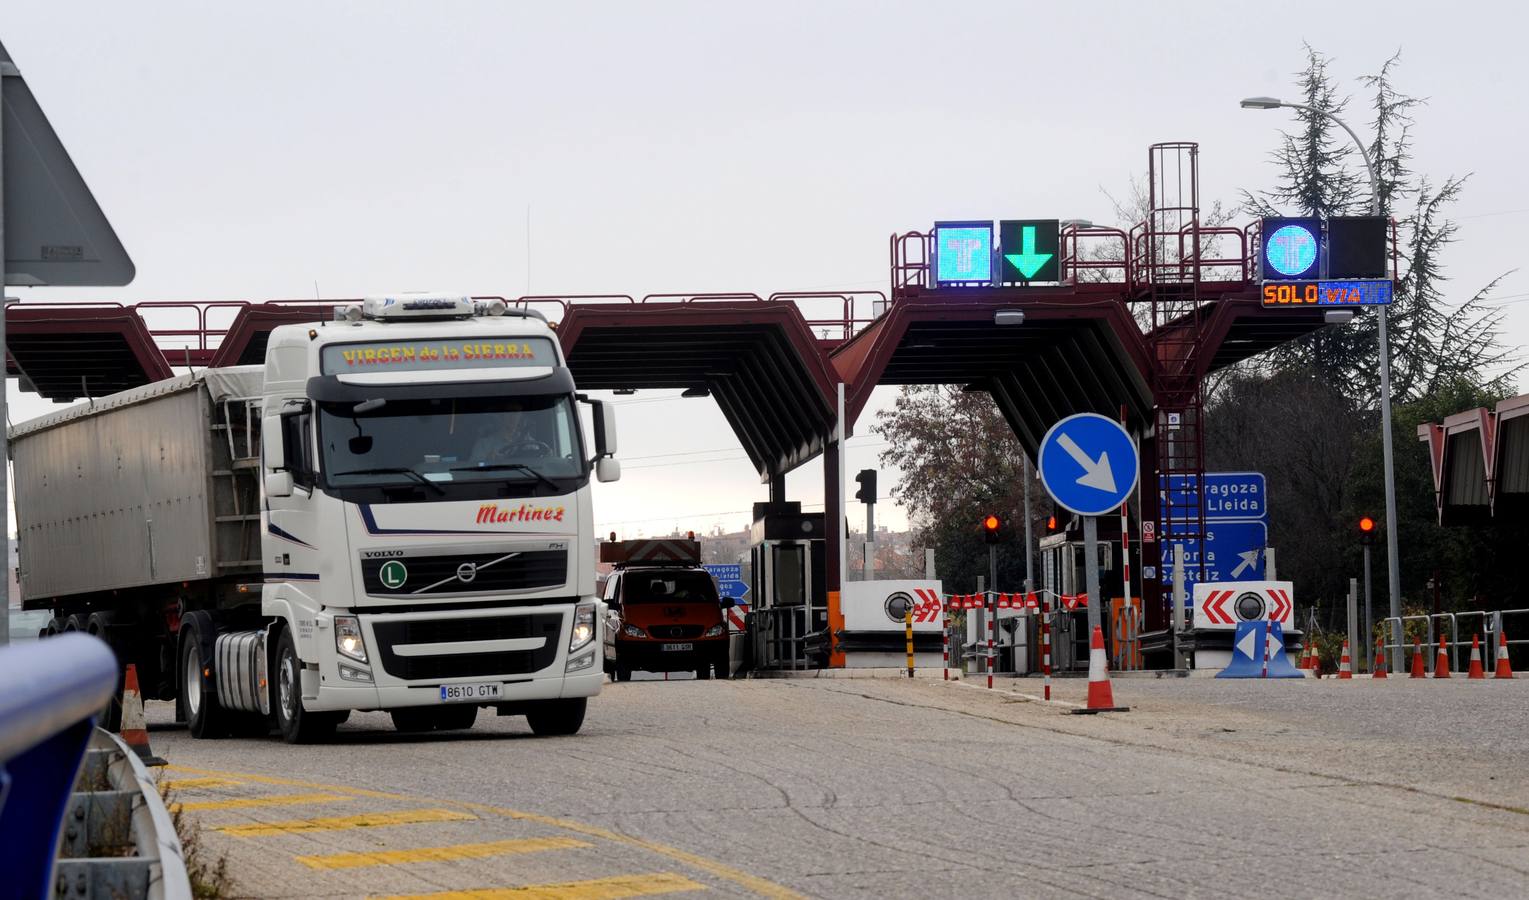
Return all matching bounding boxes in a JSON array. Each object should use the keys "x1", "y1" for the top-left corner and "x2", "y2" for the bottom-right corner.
[
  {"x1": 1046, "y1": 515, "x2": 1057, "y2": 531},
  {"x1": 983, "y1": 515, "x2": 1001, "y2": 532},
  {"x1": 1358, "y1": 516, "x2": 1375, "y2": 533}
]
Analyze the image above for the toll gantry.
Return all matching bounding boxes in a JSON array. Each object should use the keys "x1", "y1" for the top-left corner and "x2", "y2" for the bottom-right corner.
[{"x1": 5, "y1": 141, "x2": 1387, "y2": 665}]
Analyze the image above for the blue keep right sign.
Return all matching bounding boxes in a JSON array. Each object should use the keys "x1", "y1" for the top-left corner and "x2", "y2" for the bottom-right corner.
[{"x1": 1037, "y1": 413, "x2": 1140, "y2": 517}]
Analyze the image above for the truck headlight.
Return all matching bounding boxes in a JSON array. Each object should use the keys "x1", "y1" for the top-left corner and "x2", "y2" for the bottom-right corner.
[
  {"x1": 623, "y1": 624, "x2": 646, "y2": 639},
  {"x1": 334, "y1": 616, "x2": 368, "y2": 664},
  {"x1": 569, "y1": 604, "x2": 596, "y2": 652},
  {"x1": 703, "y1": 624, "x2": 725, "y2": 638}
]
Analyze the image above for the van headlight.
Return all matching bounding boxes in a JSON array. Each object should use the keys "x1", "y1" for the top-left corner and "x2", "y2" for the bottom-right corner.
[
  {"x1": 334, "y1": 615, "x2": 368, "y2": 663},
  {"x1": 569, "y1": 604, "x2": 596, "y2": 652},
  {"x1": 703, "y1": 624, "x2": 725, "y2": 637}
]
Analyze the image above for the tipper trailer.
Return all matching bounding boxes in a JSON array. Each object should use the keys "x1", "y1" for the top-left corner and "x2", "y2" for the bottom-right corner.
[{"x1": 13, "y1": 294, "x2": 619, "y2": 742}]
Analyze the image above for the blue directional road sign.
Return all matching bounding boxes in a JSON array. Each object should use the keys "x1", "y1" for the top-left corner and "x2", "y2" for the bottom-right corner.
[
  {"x1": 1161, "y1": 520, "x2": 1267, "y2": 588},
  {"x1": 702, "y1": 564, "x2": 749, "y2": 602},
  {"x1": 1037, "y1": 413, "x2": 1140, "y2": 517},
  {"x1": 1160, "y1": 472, "x2": 1267, "y2": 521}
]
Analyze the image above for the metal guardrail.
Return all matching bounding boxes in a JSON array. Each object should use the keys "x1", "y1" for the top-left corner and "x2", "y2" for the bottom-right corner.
[
  {"x1": 54, "y1": 729, "x2": 193, "y2": 900},
  {"x1": 0, "y1": 633, "x2": 190, "y2": 899},
  {"x1": 1, "y1": 633, "x2": 119, "y2": 898}
]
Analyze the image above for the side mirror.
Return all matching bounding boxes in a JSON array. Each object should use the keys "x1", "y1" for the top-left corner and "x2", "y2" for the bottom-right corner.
[
  {"x1": 592, "y1": 400, "x2": 617, "y2": 457},
  {"x1": 262, "y1": 416, "x2": 286, "y2": 471},
  {"x1": 720, "y1": 597, "x2": 736, "y2": 610},
  {"x1": 596, "y1": 457, "x2": 621, "y2": 483},
  {"x1": 265, "y1": 471, "x2": 294, "y2": 498}
]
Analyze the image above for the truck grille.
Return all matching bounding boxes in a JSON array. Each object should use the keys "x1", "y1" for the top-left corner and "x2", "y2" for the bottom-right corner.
[
  {"x1": 361, "y1": 549, "x2": 566, "y2": 596},
  {"x1": 371, "y1": 612, "x2": 562, "y2": 680},
  {"x1": 645, "y1": 624, "x2": 704, "y2": 640}
]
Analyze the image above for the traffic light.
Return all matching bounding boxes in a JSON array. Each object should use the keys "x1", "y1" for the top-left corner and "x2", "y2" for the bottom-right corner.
[
  {"x1": 1046, "y1": 515, "x2": 1057, "y2": 532},
  {"x1": 854, "y1": 469, "x2": 877, "y2": 504},
  {"x1": 982, "y1": 514, "x2": 1003, "y2": 545},
  {"x1": 1358, "y1": 516, "x2": 1376, "y2": 545}
]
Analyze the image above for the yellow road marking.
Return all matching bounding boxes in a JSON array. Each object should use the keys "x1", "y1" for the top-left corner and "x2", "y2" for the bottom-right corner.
[
  {"x1": 219, "y1": 808, "x2": 475, "y2": 837},
  {"x1": 165, "y1": 764, "x2": 402, "y2": 800},
  {"x1": 462, "y1": 803, "x2": 801, "y2": 900},
  {"x1": 297, "y1": 836, "x2": 591, "y2": 870},
  {"x1": 172, "y1": 792, "x2": 351, "y2": 812},
  {"x1": 376, "y1": 872, "x2": 705, "y2": 900},
  {"x1": 175, "y1": 765, "x2": 800, "y2": 898},
  {"x1": 158, "y1": 777, "x2": 243, "y2": 789}
]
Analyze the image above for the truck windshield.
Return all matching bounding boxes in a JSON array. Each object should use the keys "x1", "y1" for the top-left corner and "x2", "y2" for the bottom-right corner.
[
  {"x1": 318, "y1": 394, "x2": 583, "y2": 491},
  {"x1": 622, "y1": 571, "x2": 718, "y2": 604}
]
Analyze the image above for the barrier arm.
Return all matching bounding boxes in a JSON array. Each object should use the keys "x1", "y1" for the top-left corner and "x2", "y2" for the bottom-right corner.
[{"x1": 0, "y1": 633, "x2": 119, "y2": 898}]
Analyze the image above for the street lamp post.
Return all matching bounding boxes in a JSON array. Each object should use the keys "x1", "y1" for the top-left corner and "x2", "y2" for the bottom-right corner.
[{"x1": 1240, "y1": 96, "x2": 1404, "y2": 671}]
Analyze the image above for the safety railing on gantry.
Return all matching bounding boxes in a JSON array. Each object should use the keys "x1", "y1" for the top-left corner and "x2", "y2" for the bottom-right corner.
[
  {"x1": 888, "y1": 222, "x2": 1260, "y2": 299},
  {"x1": 7, "y1": 291, "x2": 894, "y2": 371}
]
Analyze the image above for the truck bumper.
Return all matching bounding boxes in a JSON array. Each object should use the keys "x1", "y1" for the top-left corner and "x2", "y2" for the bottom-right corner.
[{"x1": 303, "y1": 602, "x2": 604, "y2": 712}]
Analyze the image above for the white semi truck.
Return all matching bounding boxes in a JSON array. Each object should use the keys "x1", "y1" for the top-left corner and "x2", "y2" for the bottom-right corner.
[{"x1": 12, "y1": 294, "x2": 618, "y2": 742}]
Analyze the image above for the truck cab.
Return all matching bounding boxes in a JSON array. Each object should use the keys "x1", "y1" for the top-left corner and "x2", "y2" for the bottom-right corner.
[{"x1": 599, "y1": 539, "x2": 732, "y2": 681}]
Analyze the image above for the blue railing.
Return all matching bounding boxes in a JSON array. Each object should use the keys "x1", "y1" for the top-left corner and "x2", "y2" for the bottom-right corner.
[{"x1": 0, "y1": 633, "x2": 118, "y2": 899}]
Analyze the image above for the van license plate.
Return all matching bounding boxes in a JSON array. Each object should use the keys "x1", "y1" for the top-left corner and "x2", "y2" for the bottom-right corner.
[
  {"x1": 439, "y1": 682, "x2": 502, "y2": 703},
  {"x1": 662, "y1": 643, "x2": 694, "y2": 652}
]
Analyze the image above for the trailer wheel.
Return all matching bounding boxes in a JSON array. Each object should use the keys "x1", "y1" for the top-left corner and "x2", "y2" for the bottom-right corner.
[
  {"x1": 273, "y1": 629, "x2": 339, "y2": 744},
  {"x1": 182, "y1": 628, "x2": 229, "y2": 739},
  {"x1": 526, "y1": 698, "x2": 586, "y2": 736},
  {"x1": 86, "y1": 612, "x2": 125, "y2": 732}
]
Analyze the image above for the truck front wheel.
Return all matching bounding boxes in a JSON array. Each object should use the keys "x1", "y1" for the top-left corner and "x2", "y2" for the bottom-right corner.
[
  {"x1": 273, "y1": 630, "x2": 340, "y2": 744},
  {"x1": 526, "y1": 698, "x2": 586, "y2": 736}
]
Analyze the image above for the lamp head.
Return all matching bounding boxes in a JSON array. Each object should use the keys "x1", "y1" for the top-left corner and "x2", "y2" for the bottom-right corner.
[{"x1": 1240, "y1": 96, "x2": 1284, "y2": 110}]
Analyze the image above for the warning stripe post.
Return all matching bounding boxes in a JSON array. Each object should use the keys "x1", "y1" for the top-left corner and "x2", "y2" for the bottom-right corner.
[
  {"x1": 942, "y1": 597, "x2": 950, "y2": 681},
  {"x1": 904, "y1": 609, "x2": 914, "y2": 678},
  {"x1": 1039, "y1": 592, "x2": 1052, "y2": 702},
  {"x1": 986, "y1": 591, "x2": 995, "y2": 690}
]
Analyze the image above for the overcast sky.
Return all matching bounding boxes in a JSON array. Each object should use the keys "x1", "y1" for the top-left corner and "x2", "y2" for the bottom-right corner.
[{"x1": 5, "y1": 1, "x2": 1528, "y2": 540}]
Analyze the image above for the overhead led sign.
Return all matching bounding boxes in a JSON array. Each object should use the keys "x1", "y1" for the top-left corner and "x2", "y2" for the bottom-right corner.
[
  {"x1": 999, "y1": 219, "x2": 1060, "y2": 283},
  {"x1": 1260, "y1": 217, "x2": 1322, "y2": 280},
  {"x1": 1260, "y1": 279, "x2": 1393, "y2": 307},
  {"x1": 933, "y1": 221, "x2": 993, "y2": 285}
]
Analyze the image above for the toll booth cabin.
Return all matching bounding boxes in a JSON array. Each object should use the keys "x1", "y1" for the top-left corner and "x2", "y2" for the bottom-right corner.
[
  {"x1": 1037, "y1": 516, "x2": 1146, "y2": 672},
  {"x1": 747, "y1": 502, "x2": 829, "y2": 670}
]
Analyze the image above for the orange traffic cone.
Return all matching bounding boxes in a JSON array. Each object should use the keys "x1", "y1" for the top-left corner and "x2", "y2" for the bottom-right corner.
[
  {"x1": 1434, "y1": 634, "x2": 1451, "y2": 679},
  {"x1": 1373, "y1": 639, "x2": 1388, "y2": 679},
  {"x1": 1070, "y1": 626, "x2": 1129, "y2": 715},
  {"x1": 1337, "y1": 639, "x2": 1353, "y2": 679},
  {"x1": 1468, "y1": 634, "x2": 1486, "y2": 679},
  {"x1": 1301, "y1": 643, "x2": 1315, "y2": 670},
  {"x1": 1495, "y1": 631, "x2": 1515, "y2": 679},
  {"x1": 119, "y1": 664, "x2": 167, "y2": 767},
  {"x1": 1410, "y1": 639, "x2": 1426, "y2": 678}
]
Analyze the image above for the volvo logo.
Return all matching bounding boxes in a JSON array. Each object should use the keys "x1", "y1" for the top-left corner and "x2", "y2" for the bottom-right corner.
[{"x1": 456, "y1": 562, "x2": 478, "y2": 584}]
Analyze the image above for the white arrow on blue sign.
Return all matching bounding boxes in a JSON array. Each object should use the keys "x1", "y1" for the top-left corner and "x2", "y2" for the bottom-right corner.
[
  {"x1": 702, "y1": 564, "x2": 749, "y2": 601},
  {"x1": 1037, "y1": 413, "x2": 1140, "y2": 517},
  {"x1": 1159, "y1": 520, "x2": 1268, "y2": 590}
]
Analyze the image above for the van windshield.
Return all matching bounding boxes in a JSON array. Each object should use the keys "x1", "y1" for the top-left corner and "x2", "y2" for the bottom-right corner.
[
  {"x1": 318, "y1": 394, "x2": 584, "y2": 490},
  {"x1": 622, "y1": 570, "x2": 718, "y2": 604}
]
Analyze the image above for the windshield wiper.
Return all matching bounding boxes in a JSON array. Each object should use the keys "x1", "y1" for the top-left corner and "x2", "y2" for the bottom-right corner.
[
  {"x1": 449, "y1": 462, "x2": 560, "y2": 491},
  {"x1": 332, "y1": 466, "x2": 446, "y2": 495}
]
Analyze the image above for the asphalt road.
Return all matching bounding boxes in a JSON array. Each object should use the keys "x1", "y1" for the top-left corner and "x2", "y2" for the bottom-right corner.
[{"x1": 146, "y1": 671, "x2": 1529, "y2": 899}]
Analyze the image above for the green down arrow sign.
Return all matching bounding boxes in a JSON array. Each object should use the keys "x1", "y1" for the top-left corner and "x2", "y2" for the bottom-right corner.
[{"x1": 1000, "y1": 219, "x2": 1060, "y2": 283}]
